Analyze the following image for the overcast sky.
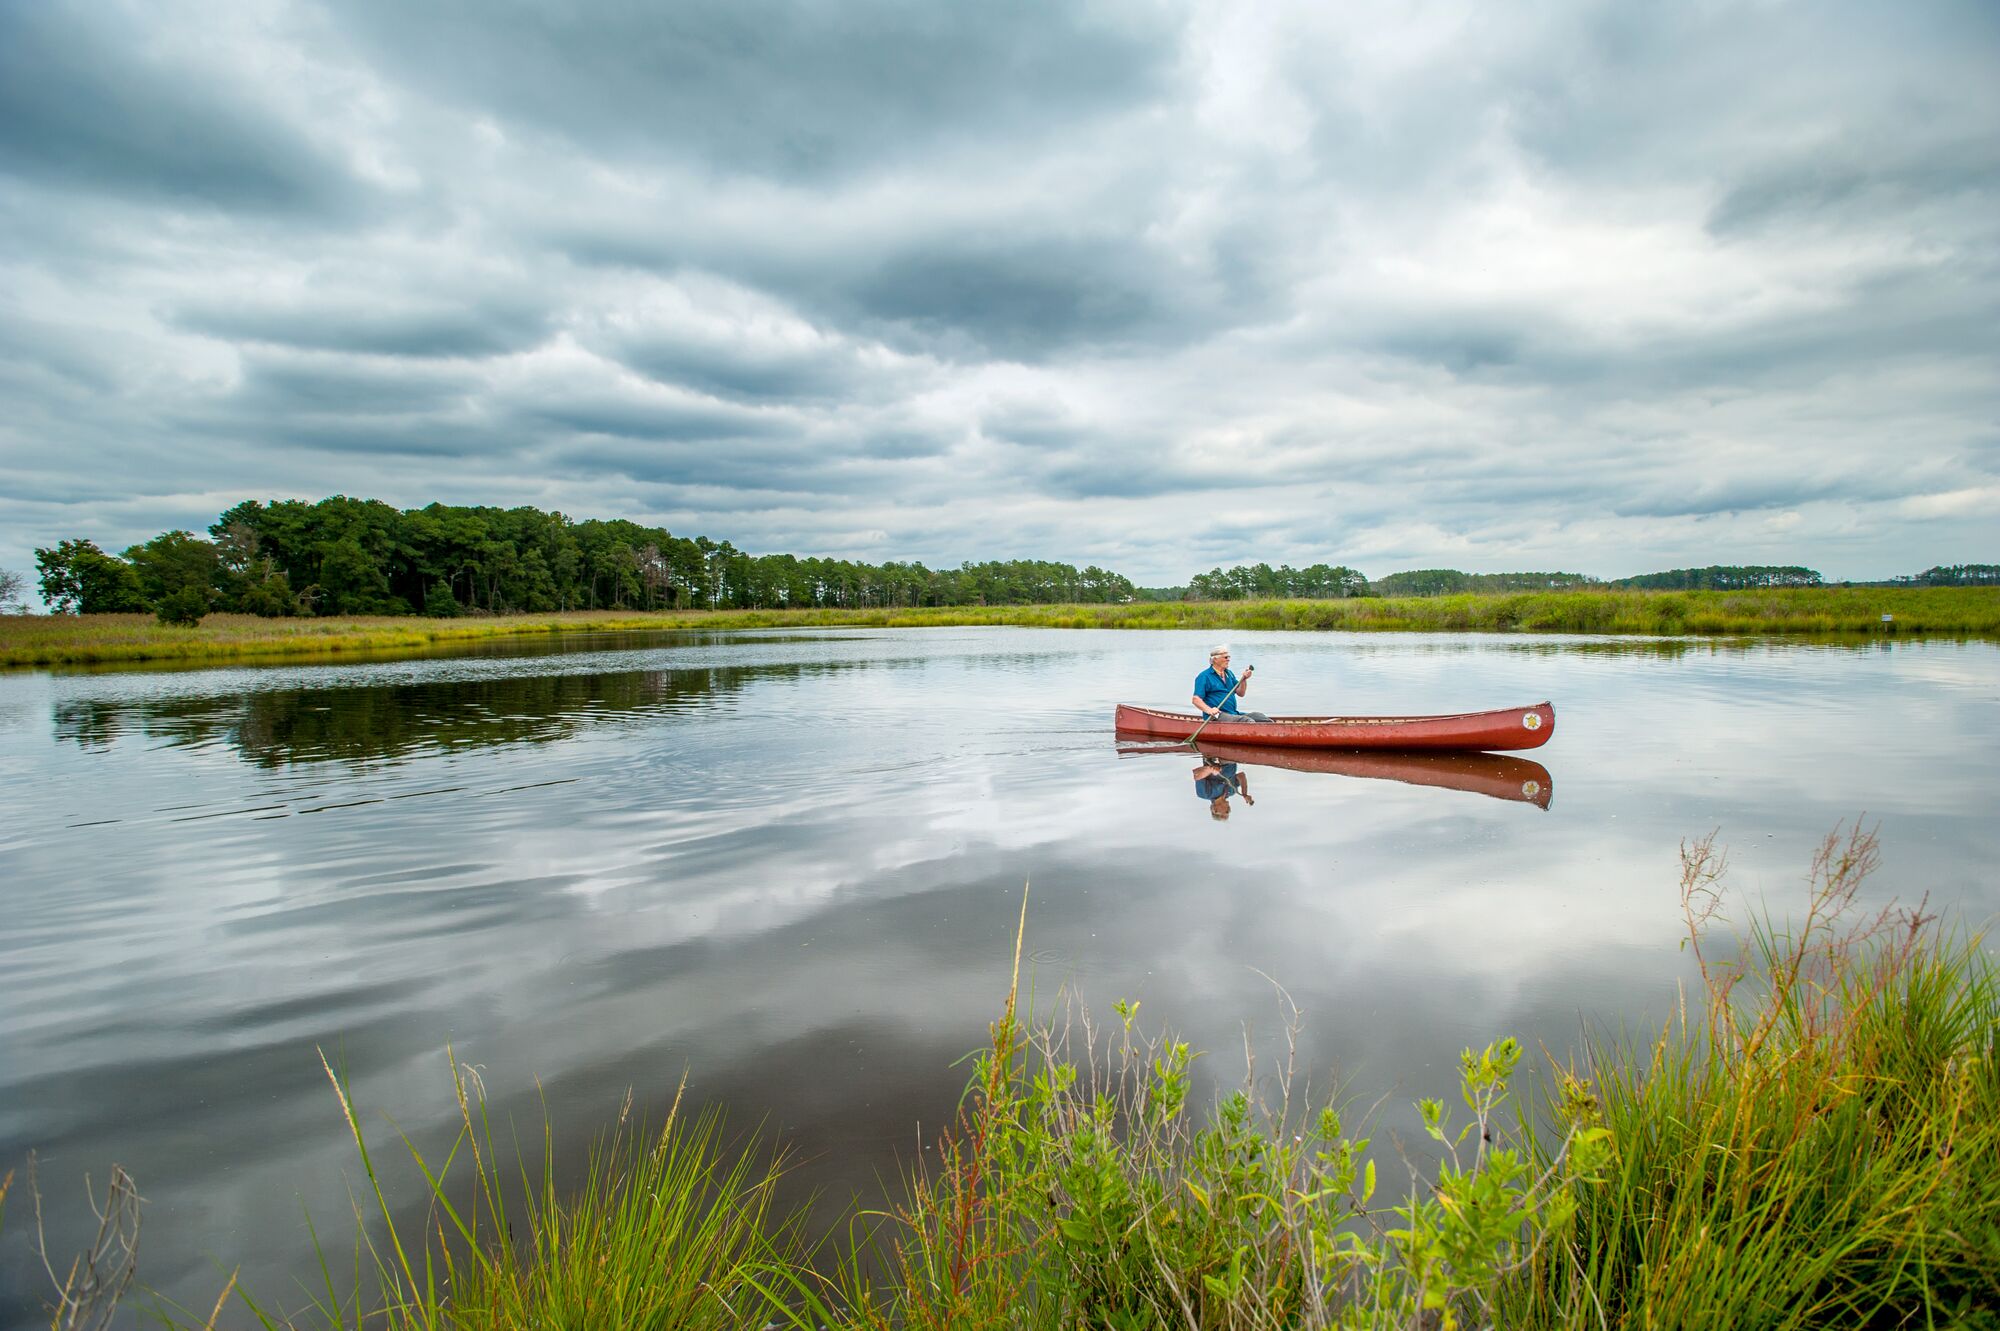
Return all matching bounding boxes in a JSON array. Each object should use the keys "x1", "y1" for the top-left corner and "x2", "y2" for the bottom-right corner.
[{"x1": 2, "y1": 0, "x2": 1995, "y2": 588}]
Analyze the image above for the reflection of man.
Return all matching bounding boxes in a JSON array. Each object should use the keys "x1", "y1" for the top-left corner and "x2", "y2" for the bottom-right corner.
[
  {"x1": 1192, "y1": 645, "x2": 1270, "y2": 722},
  {"x1": 1193, "y1": 759, "x2": 1253, "y2": 820}
]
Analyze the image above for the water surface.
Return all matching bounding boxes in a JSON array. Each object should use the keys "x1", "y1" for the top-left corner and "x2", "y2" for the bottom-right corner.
[{"x1": 3, "y1": 628, "x2": 1996, "y2": 1324}]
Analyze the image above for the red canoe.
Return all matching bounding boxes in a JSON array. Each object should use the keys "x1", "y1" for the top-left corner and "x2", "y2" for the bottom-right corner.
[{"x1": 1112, "y1": 701, "x2": 1555, "y2": 752}]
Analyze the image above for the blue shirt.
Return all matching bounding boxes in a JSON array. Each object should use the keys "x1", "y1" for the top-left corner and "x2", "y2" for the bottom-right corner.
[{"x1": 1194, "y1": 665, "x2": 1240, "y2": 714}]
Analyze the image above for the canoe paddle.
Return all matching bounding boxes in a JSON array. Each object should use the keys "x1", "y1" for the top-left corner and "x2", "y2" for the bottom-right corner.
[{"x1": 1186, "y1": 664, "x2": 1253, "y2": 746}]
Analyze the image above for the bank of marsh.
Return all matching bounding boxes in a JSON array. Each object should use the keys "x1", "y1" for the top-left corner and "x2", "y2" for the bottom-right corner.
[{"x1": 4, "y1": 585, "x2": 1996, "y2": 668}]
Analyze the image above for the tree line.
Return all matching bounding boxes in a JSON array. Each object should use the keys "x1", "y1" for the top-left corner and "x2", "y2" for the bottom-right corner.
[
  {"x1": 1171, "y1": 563, "x2": 1829, "y2": 599},
  {"x1": 1609, "y1": 565, "x2": 1822, "y2": 590},
  {"x1": 26, "y1": 496, "x2": 1135, "y2": 621},
  {"x1": 1366, "y1": 569, "x2": 1597, "y2": 597},
  {"x1": 1896, "y1": 564, "x2": 2000, "y2": 586},
  {"x1": 7, "y1": 504, "x2": 1991, "y2": 620},
  {"x1": 1183, "y1": 563, "x2": 1370, "y2": 601}
]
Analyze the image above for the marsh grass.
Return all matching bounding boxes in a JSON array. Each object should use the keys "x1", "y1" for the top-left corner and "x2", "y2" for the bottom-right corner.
[
  {"x1": 5, "y1": 586, "x2": 1997, "y2": 667},
  {"x1": 1510, "y1": 824, "x2": 2000, "y2": 1329},
  {"x1": 221, "y1": 1055, "x2": 806, "y2": 1330}
]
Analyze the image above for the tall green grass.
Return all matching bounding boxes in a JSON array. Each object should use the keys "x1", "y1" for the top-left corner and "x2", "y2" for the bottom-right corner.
[
  {"x1": 1510, "y1": 826, "x2": 2000, "y2": 1329},
  {"x1": 5, "y1": 586, "x2": 1998, "y2": 667},
  {"x1": 220, "y1": 1057, "x2": 805, "y2": 1331}
]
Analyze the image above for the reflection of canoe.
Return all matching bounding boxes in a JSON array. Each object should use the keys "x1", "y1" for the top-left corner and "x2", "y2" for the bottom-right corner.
[
  {"x1": 1194, "y1": 742, "x2": 1554, "y2": 809},
  {"x1": 1113, "y1": 701, "x2": 1555, "y2": 752}
]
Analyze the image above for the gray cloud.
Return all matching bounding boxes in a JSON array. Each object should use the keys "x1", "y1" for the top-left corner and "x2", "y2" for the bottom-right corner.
[
  {"x1": 230, "y1": 356, "x2": 477, "y2": 415},
  {"x1": 1, "y1": 0, "x2": 1996, "y2": 591},
  {"x1": 176, "y1": 299, "x2": 552, "y2": 360},
  {"x1": 839, "y1": 234, "x2": 1182, "y2": 359},
  {"x1": 1708, "y1": 136, "x2": 2000, "y2": 237},
  {"x1": 0, "y1": 3, "x2": 364, "y2": 215},
  {"x1": 332, "y1": 0, "x2": 1175, "y2": 180},
  {"x1": 522, "y1": 397, "x2": 782, "y2": 445}
]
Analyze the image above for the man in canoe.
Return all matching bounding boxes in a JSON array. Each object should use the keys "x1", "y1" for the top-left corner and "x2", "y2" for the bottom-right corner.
[{"x1": 1192, "y1": 645, "x2": 1271, "y2": 723}]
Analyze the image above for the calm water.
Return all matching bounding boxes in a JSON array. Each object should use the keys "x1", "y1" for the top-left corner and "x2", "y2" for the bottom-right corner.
[{"x1": 3, "y1": 627, "x2": 1997, "y2": 1324}]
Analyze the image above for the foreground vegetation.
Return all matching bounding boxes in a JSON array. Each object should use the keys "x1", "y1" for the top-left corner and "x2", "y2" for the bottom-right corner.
[
  {"x1": 4, "y1": 585, "x2": 1998, "y2": 666},
  {"x1": 13, "y1": 826, "x2": 1985, "y2": 1328}
]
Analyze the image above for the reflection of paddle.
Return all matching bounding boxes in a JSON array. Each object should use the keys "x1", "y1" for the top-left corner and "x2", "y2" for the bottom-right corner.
[{"x1": 1186, "y1": 664, "x2": 1254, "y2": 746}]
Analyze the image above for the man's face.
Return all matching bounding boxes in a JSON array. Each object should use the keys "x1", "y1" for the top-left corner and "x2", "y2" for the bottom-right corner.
[{"x1": 1211, "y1": 653, "x2": 1229, "y2": 669}]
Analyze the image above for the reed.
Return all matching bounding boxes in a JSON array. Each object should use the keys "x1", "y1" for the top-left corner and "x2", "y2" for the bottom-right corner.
[
  {"x1": 1508, "y1": 824, "x2": 2000, "y2": 1329},
  {"x1": 4, "y1": 586, "x2": 1997, "y2": 668},
  {"x1": 210, "y1": 1055, "x2": 806, "y2": 1331}
]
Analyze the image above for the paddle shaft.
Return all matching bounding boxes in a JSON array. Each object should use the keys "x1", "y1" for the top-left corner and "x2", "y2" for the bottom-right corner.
[{"x1": 1187, "y1": 664, "x2": 1253, "y2": 745}]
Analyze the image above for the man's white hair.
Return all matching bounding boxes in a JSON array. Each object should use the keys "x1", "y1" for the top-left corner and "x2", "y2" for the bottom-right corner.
[{"x1": 1209, "y1": 643, "x2": 1231, "y2": 658}]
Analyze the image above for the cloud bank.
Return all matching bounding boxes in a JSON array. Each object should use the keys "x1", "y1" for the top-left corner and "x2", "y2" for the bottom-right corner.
[{"x1": 2, "y1": 0, "x2": 1995, "y2": 586}]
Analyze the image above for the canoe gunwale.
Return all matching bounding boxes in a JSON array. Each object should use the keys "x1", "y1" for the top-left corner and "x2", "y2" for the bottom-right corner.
[{"x1": 1112, "y1": 701, "x2": 1555, "y2": 752}]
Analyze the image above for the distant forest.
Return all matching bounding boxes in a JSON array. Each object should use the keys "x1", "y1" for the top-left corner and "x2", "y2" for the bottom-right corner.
[
  {"x1": 30, "y1": 496, "x2": 1135, "y2": 619},
  {"x1": 14, "y1": 495, "x2": 1995, "y2": 621},
  {"x1": 1152, "y1": 563, "x2": 1997, "y2": 600}
]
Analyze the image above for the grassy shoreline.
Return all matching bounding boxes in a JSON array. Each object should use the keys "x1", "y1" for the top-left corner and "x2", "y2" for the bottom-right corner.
[{"x1": 5, "y1": 585, "x2": 1998, "y2": 668}]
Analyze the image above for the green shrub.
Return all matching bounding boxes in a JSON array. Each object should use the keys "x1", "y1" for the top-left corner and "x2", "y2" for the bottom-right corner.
[
  {"x1": 802, "y1": 904, "x2": 1610, "y2": 1331},
  {"x1": 155, "y1": 586, "x2": 210, "y2": 626},
  {"x1": 422, "y1": 583, "x2": 462, "y2": 618}
]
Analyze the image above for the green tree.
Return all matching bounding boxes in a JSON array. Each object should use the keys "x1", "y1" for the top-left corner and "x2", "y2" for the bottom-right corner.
[
  {"x1": 155, "y1": 586, "x2": 210, "y2": 626},
  {"x1": 424, "y1": 582, "x2": 463, "y2": 617},
  {"x1": 34, "y1": 539, "x2": 148, "y2": 613},
  {"x1": 124, "y1": 530, "x2": 222, "y2": 610},
  {"x1": 314, "y1": 535, "x2": 397, "y2": 615},
  {"x1": 213, "y1": 518, "x2": 301, "y2": 616}
]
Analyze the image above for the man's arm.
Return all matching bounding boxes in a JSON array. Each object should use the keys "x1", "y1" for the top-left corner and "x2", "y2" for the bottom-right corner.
[{"x1": 1234, "y1": 665, "x2": 1254, "y2": 696}]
